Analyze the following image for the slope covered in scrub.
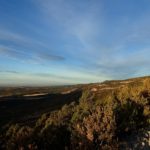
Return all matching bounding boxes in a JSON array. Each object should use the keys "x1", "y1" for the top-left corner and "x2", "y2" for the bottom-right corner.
[{"x1": 0, "y1": 76, "x2": 150, "y2": 150}]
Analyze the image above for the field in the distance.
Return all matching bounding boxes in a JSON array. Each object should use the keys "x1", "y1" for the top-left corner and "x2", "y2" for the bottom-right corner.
[{"x1": 0, "y1": 85, "x2": 83, "y2": 127}]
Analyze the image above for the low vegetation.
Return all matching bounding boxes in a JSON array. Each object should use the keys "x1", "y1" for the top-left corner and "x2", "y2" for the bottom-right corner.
[{"x1": 0, "y1": 76, "x2": 150, "y2": 149}]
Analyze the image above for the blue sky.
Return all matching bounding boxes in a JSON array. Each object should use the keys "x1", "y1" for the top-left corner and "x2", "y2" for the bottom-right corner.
[{"x1": 0, "y1": 0, "x2": 150, "y2": 86}]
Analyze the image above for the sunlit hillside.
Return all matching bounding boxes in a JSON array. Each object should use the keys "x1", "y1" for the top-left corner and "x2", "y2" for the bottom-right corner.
[{"x1": 0, "y1": 76, "x2": 149, "y2": 150}]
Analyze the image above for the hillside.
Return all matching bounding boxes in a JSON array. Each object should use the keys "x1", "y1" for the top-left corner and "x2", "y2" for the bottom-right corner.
[{"x1": 0, "y1": 76, "x2": 150, "y2": 150}]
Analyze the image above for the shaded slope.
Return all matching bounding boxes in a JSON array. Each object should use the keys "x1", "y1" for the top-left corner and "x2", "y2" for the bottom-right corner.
[{"x1": 0, "y1": 90, "x2": 82, "y2": 127}]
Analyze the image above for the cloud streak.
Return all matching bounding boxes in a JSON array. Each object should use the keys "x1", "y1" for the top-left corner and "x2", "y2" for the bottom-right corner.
[
  {"x1": 36, "y1": 52, "x2": 65, "y2": 61},
  {"x1": 0, "y1": 45, "x2": 65, "y2": 64},
  {"x1": 36, "y1": 0, "x2": 102, "y2": 53}
]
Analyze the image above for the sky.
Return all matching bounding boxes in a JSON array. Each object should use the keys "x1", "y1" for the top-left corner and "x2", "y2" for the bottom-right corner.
[{"x1": 0, "y1": 0, "x2": 150, "y2": 86}]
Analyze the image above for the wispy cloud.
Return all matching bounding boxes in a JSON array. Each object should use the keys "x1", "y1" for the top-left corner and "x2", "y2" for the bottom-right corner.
[
  {"x1": 0, "y1": 45, "x2": 30, "y2": 60},
  {"x1": 0, "y1": 45, "x2": 65, "y2": 64},
  {"x1": 0, "y1": 70, "x2": 20, "y2": 74},
  {"x1": 0, "y1": 28, "x2": 50, "y2": 49},
  {"x1": 36, "y1": 52, "x2": 65, "y2": 61},
  {"x1": 36, "y1": 0, "x2": 102, "y2": 53}
]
